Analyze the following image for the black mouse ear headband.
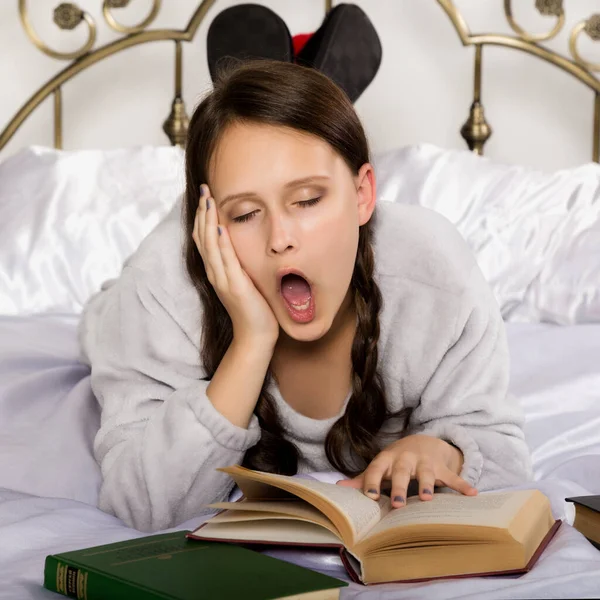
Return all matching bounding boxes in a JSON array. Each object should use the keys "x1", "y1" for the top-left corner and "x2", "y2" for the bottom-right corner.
[{"x1": 206, "y1": 3, "x2": 382, "y2": 103}]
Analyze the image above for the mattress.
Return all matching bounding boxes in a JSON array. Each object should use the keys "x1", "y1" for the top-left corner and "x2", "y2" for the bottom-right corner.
[{"x1": 1, "y1": 315, "x2": 599, "y2": 599}]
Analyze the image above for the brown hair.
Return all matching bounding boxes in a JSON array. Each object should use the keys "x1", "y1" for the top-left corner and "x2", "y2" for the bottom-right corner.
[{"x1": 183, "y1": 59, "x2": 408, "y2": 477}]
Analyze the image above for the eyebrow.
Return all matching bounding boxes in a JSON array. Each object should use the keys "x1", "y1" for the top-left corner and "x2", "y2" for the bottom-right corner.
[{"x1": 218, "y1": 175, "x2": 330, "y2": 209}]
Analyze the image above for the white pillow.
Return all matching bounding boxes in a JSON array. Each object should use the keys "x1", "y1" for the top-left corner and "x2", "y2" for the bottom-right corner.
[
  {"x1": 3, "y1": 143, "x2": 598, "y2": 324},
  {"x1": 374, "y1": 143, "x2": 600, "y2": 325},
  {"x1": 0, "y1": 145, "x2": 185, "y2": 315}
]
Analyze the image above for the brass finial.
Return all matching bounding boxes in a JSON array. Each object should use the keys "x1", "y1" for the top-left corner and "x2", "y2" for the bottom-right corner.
[
  {"x1": 162, "y1": 97, "x2": 189, "y2": 147},
  {"x1": 584, "y1": 14, "x2": 600, "y2": 41},
  {"x1": 53, "y1": 3, "x2": 84, "y2": 30},
  {"x1": 535, "y1": 0, "x2": 563, "y2": 18},
  {"x1": 460, "y1": 101, "x2": 492, "y2": 155}
]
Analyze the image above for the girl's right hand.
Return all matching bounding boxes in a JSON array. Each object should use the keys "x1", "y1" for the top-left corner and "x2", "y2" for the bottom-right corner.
[{"x1": 192, "y1": 184, "x2": 280, "y2": 349}]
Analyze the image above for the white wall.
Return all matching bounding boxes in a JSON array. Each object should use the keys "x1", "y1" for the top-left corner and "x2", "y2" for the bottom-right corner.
[{"x1": 1, "y1": 0, "x2": 599, "y2": 171}]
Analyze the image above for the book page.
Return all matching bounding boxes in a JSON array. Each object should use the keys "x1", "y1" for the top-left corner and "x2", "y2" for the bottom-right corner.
[
  {"x1": 365, "y1": 490, "x2": 534, "y2": 539},
  {"x1": 192, "y1": 519, "x2": 341, "y2": 546},
  {"x1": 208, "y1": 500, "x2": 341, "y2": 537},
  {"x1": 221, "y1": 466, "x2": 391, "y2": 544},
  {"x1": 264, "y1": 479, "x2": 391, "y2": 541},
  {"x1": 209, "y1": 510, "x2": 341, "y2": 537},
  {"x1": 276, "y1": 477, "x2": 392, "y2": 542}
]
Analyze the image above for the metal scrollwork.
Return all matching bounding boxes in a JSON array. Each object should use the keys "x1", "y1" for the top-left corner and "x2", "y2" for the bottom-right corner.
[
  {"x1": 103, "y1": 0, "x2": 161, "y2": 35},
  {"x1": 19, "y1": 0, "x2": 96, "y2": 60},
  {"x1": 53, "y1": 3, "x2": 83, "y2": 30},
  {"x1": 584, "y1": 14, "x2": 600, "y2": 41},
  {"x1": 570, "y1": 14, "x2": 600, "y2": 72},
  {"x1": 505, "y1": 0, "x2": 564, "y2": 43},
  {"x1": 535, "y1": 0, "x2": 563, "y2": 18},
  {"x1": 438, "y1": 0, "x2": 600, "y2": 162}
]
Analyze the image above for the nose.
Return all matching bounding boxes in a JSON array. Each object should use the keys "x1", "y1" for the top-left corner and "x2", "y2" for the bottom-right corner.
[{"x1": 267, "y1": 213, "x2": 297, "y2": 256}]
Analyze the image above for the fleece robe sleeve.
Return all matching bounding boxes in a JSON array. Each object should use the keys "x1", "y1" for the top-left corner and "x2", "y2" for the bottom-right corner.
[
  {"x1": 78, "y1": 265, "x2": 261, "y2": 532},
  {"x1": 407, "y1": 263, "x2": 533, "y2": 490}
]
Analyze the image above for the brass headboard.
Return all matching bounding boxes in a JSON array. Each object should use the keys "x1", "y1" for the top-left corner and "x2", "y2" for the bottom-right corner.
[
  {"x1": 440, "y1": 0, "x2": 600, "y2": 162},
  {"x1": 1, "y1": 0, "x2": 599, "y2": 161},
  {"x1": 0, "y1": 0, "x2": 219, "y2": 151}
]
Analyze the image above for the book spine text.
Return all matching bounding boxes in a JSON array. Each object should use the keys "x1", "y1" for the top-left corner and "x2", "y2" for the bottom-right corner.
[{"x1": 43, "y1": 556, "x2": 164, "y2": 600}]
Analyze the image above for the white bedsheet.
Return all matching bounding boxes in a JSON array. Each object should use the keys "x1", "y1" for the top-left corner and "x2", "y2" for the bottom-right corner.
[{"x1": 1, "y1": 315, "x2": 600, "y2": 599}]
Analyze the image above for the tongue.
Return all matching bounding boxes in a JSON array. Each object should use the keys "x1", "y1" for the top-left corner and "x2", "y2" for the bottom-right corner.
[{"x1": 281, "y1": 274, "x2": 311, "y2": 305}]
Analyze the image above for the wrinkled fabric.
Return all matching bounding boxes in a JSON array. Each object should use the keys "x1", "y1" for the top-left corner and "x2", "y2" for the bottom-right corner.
[
  {"x1": 2, "y1": 313, "x2": 600, "y2": 597},
  {"x1": 1, "y1": 143, "x2": 599, "y2": 324},
  {"x1": 0, "y1": 145, "x2": 185, "y2": 315},
  {"x1": 3, "y1": 313, "x2": 600, "y2": 515},
  {"x1": 374, "y1": 143, "x2": 600, "y2": 324},
  {"x1": 0, "y1": 479, "x2": 599, "y2": 599}
]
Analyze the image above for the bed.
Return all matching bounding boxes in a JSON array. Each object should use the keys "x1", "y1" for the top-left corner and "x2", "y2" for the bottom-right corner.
[{"x1": 1, "y1": 1, "x2": 600, "y2": 599}]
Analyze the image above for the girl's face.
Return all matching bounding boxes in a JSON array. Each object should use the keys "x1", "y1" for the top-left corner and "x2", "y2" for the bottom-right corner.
[{"x1": 208, "y1": 122, "x2": 376, "y2": 343}]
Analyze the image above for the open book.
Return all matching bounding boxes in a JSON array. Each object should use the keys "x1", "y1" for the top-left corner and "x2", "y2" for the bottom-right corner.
[{"x1": 187, "y1": 466, "x2": 561, "y2": 585}]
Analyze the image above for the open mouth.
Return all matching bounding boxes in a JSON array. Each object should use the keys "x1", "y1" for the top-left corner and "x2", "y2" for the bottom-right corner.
[{"x1": 279, "y1": 270, "x2": 315, "y2": 324}]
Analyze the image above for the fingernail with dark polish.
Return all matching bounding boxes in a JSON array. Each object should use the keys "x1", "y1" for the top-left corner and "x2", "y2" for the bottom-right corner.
[
  {"x1": 393, "y1": 496, "x2": 405, "y2": 504},
  {"x1": 199, "y1": 186, "x2": 205, "y2": 197},
  {"x1": 423, "y1": 489, "x2": 432, "y2": 496},
  {"x1": 366, "y1": 489, "x2": 378, "y2": 496},
  {"x1": 217, "y1": 226, "x2": 222, "y2": 236}
]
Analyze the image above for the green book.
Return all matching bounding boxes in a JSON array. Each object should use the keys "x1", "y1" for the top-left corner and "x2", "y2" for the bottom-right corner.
[{"x1": 43, "y1": 530, "x2": 348, "y2": 600}]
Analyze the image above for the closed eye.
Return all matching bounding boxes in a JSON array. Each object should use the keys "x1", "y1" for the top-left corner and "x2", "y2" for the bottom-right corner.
[
  {"x1": 297, "y1": 197, "x2": 322, "y2": 208},
  {"x1": 232, "y1": 210, "x2": 258, "y2": 224},
  {"x1": 232, "y1": 197, "x2": 322, "y2": 223}
]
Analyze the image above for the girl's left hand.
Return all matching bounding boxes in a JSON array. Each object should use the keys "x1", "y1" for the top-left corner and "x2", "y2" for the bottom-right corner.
[{"x1": 336, "y1": 434, "x2": 478, "y2": 508}]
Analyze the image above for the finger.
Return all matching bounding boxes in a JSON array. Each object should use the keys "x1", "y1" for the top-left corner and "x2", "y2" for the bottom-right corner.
[
  {"x1": 193, "y1": 201, "x2": 216, "y2": 283},
  {"x1": 197, "y1": 184, "x2": 210, "y2": 251},
  {"x1": 416, "y1": 462, "x2": 436, "y2": 501},
  {"x1": 217, "y1": 225, "x2": 246, "y2": 287},
  {"x1": 192, "y1": 203, "x2": 202, "y2": 253},
  {"x1": 437, "y1": 469, "x2": 478, "y2": 496},
  {"x1": 362, "y1": 454, "x2": 393, "y2": 500},
  {"x1": 203, "y1": 190, "x2": 227, "y2": 289},
  {"x1": 336, "y1": 474, "x2": 364, "y2": 489},
  {"x1": 194, "y1": 192, "x2": 217, "y2": 284},
  {"x1": 200, "y1": 184, "x2": 215, "y2": 248},
  {"x1": 390, "y1": 458, "x2": 415, "y2": 508}
]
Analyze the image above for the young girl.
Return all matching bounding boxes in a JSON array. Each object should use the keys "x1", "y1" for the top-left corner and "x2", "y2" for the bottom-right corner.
[{"x1": 79, "y1": 60, "x2": 532, "y2": 533}]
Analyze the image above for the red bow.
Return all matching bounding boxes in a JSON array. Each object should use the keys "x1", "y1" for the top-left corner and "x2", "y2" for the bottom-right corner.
[{"x1": 292, "y1": 33, "x2": 313, "y2": 58}]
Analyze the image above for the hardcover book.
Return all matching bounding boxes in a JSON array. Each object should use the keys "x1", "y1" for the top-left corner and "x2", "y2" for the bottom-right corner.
[
  {"x1": 566, "y1": 495, "x2": 600, "y2": 550},
  {"x1": 44, "y1": 529, "x2": 348, "y2": 599},
  {"x1": 188, "y1": 465, "x2": 561, "y2": 585}
]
